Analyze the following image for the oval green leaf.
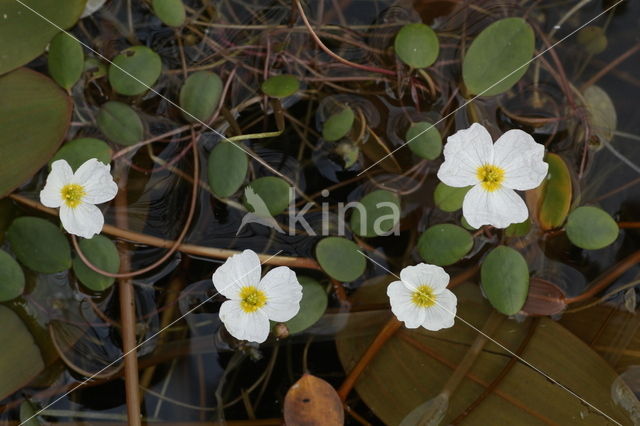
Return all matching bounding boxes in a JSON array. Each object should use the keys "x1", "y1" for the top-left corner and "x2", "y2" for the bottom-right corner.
[
  {"x1": 0, "y1": 68, "x2": 72, "y2": 197},
  {"x1": 394, "y1": 23, "x2": 439, "y2": 69},
  {"x1": 417, "y1": 224, "x2": 473, "y2": 266},
  {"x1": 0, "y1": 250, "x2": 25, "y2": 302},
  {"x1": 0, "y1": 0, "x2": 86, "y2": 74},
  {"x1": 350, "y1": 190, "x2": 400, "y2": 237},
  {"x1": 481, "y1": 246, "x2": 529, "y2": 315},
  {"x1": 108, "y1": 46, "x2": 162, "y2": 96},
  {"x1": 315, "y1": 237, "x2": 365, "y2": 282},
  {"x1": 179, "y1": 71, "x2": 223, "y2": 123},
  {"x1": 284, "y1": 276, "x2": 328, "y2": 334},
  {"x1": 462, "y1": 18, "x2": 535, "y2": 96},
  {"x1": 47, "y1": 32, "x2": 84, "y2": 90},
  {"x1": 434, "y1": 183, "x2": 470, "y2": 212},
  {"x1": 405, "y1": 121, "x2": 442, "y2": 160},
  {"x1": 97, "y1": 101, "x2": 144, "y2": 146},
  {"x1": 261, "y1": 74, "x2": 300, "y2": 98},
  {"x1": 505, "y1": 219, "x2": 531, "y2": 237},
  {"x1": 565, "y1": 206, "x2": 619, "y2": 250},
  {"x1": 208, "y1": 142, "x2": 248, "y2": 198},
  {"x1": 152, "y1": 0, "x2": 186, "y2": 27},
  {"x1": 577, "y1": 26, "x2": 607, "y2": 55},
  {"x1": 7, "y1": 217, "x2": 71, "y2": 274},
  {"x1": 537, "y1": 153, "x2": 571, "y2": 230},
  {"x1": 50, "y1": 138, "x2": 112, "y2": 171},
  {"x1": 73, "y1": 235, "x2": 120, "y2": 291},
  {"x1": 322, "y1": 106, "x2": 354, "y2": 142},
  {"x1": 245, "y1": 177, "x2": 291, "y2": 216}
]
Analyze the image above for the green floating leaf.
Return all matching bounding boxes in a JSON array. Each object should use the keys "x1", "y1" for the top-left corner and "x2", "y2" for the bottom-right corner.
[
  {"x1": 7, "y1": 217, "x2": 71, "y2": 274},
  {"x1": 73, "y1": 235, "x2": 120, "y2": 291},
  {"x1": 417, "y1": 224, "x2": 472, "y2": 266},
  {"x1": 0, "y1": 68, "x2": 71, "y2": 198},
  {"x1": 108, "y1": 46, "x2": 162, "y2": 96},
  {"x1": 284, "y1": 276, "x2": 328, "y2": 334},
  {"x1": 322, "y1": 106, "x2": 354, "y2": 142},
  {"x1": 0, "y1": 250, "x2": 25, "y2": 302},
  {"x1": 0, "y1": 0, "x2": 86, "y2": 75},
  {"x1": 152, "y1": 0, "x2": 186, "y2": 27},
  {"x1": 262, "y1": 74, "x2": 300, "y2": 98},
  {"x1": 97, "y1": 101, "x2": 144, "y2": 146},
  {"x1": 434, "y1": 183, "x2": 470, "y2": 212},
  {"x1": 505, "y1": 219, "x2": 531, "y2": 237},
  {"x1": 481, "y1": 246, "x2": 529, "y2": 315},
  {"x1": 536, "y1": 153, "x2": 571, "y2": 230},
  {"x1": 47, "y1": 32, "x2": 84, "y2": 90},
  {"x1": 50, "y1": 138, "x2": 112, "y2": 171},
  {"x1": 565, "y1": 206, "x2": 619, "y2": 250},
  {"x1": 179, "y1": 71, "x2": 223, "y2": 123},
  {"x1": 462, "y1": 17, "x2": 535, "y2": 96},
  {"x1": 583, "y1": 85, "x2": 617, "y2": 146},
  {"x1": 208, "y1": 142, "x2": 248, "y2": 198},
  {"x1": 394, "y1": 23, "x2": 439, "y2": 69},
  {"x1": 405, "y1": 121, "x2": 442, "y2": 160},
  {"x1": 350, "y1": 190, "x2": 400, "y2": 237},
  {"x1": 577, "y1": 26, "x2": 607, "y2": 55},
  {"x1": 315, "y1": 237, "x2": 365, "y2": 282},
  {"x1": 246, "y1": 177, "x2": 291, "y2": 216}
]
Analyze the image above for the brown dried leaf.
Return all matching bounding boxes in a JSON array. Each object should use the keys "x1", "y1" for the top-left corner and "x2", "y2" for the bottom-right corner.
[{"x1": 284, "y1": 374, "x2": 344, "y2": 426}]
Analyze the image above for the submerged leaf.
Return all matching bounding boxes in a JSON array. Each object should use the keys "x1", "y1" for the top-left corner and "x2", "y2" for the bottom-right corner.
[
  {"x1": 583, "y1": 85, "x2": 617, "y2": 145},
  {"x1": 405, "y1": 121, "x2": 442, "y2": 160},
  {"x1": 323, "y1": 106, "x2": 355, "y2": 142},
  {"x1": 97, "y1": 101, "x2": 144, "y2": 146}
]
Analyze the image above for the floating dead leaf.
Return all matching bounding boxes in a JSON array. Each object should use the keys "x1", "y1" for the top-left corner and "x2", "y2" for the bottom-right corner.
[{"x1": 284, "y1": 374, "x2": 344, "y2": 426}]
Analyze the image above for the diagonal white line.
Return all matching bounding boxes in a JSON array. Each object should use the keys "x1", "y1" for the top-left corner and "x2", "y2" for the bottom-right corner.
[
  {"x1": 12, "y1": 0, "x2": 288, "y2": 182},
  {"x1": 358, "y1": 0, "x2": 626, "y2": 176},
  {"x1": 19, "y1": 250, "x2": 284, "y2": 425},
  {"x1": 357, "y1": 250, "x2": 623, "y2": 426}
]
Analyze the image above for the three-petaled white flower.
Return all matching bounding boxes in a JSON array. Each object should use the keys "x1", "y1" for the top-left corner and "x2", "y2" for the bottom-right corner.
[
  {"x1": 40, "y1": 158, "x2": 118, "y2": 239},
  {"x1": 387, "y1": 263, "x2": 457, "y2": 331},
  {"x1": 212, "y1": 250, "x2": 303, "y2": 343},
  {"x1": 437, "y1": 123, "x2": 548, "y2": 229}
]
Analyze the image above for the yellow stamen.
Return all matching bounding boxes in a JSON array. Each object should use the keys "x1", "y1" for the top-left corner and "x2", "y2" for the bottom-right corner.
[
  {"x1": 476, "y1": 164, "x2": 505, "y2": 192},
  {"x1": 239, "y1": 286, "x2": 267, "y2": 313},
  {"x1": 411, "y1": 285, "x2": 436, "y2": 308},
  {"x1": 60, "y1": 184, "x2": 86, "y2": 208}
]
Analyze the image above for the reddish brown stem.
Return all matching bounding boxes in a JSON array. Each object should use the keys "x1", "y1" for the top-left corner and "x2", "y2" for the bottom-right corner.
[{"x1": 581, "y1": 43, "x2": 640, "y2": 90}]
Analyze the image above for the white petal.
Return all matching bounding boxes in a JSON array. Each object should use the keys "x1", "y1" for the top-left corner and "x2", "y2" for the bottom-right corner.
[
  {"x1": 462, "y1": 185, "x2": 529, "y2": 229},
  {"x1": 493, "y1": 130, "x2": 548, "y2": 190},
  {"x1": 387, "y1": 281, "x2": 426, "y2": 328},
  {"x1": 212, "y1": 250, "x2": 262, "y2": 298},
  {"x1": 422, "y1": 289, "x2": 457, "y2": 331},
  {"x1": 40, "y1": 160, "x2": 73, "y2": 208},
  {"x1": 59, "y1": 202, "x2": 104, "y2": 239},
  {"x1": 219, "y1": 300, "x2": 270, "y2": 343},
  {"x1": 399, "y1": 263, "x2": 450, "y2": 292},
  {"x1": 258, "y1": 266, "x2": 303, "y2": 322},
  {"x1": 71, "y1": 159, "x2": 118, "y2": 204},
  {"x1": 437, "y1": 123, "x2": 494, "y2": 187}
]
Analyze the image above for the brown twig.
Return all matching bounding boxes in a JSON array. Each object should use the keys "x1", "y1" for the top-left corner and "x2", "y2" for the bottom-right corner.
[{"x1": 580, "y1": 43, "x2": 640, "y2": 90}]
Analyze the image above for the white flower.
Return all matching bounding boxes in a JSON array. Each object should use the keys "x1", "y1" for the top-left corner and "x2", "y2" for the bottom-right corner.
[
  {"x1": 212, "y1": 250, "x2": 303, "y2": 343},
  {"x1": 437, "y1": 123, "x2": 548, "y2": 228},
  {"x1": 387, "y1": 263, "x2": 457, "y2": 331},
  {"x1": 40, "y1": 159, "x2": 118, "y2": 239}
]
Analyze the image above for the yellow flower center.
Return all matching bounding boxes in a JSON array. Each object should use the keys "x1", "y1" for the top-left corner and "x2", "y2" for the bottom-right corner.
[
  {"x1": 411, "y1": 285, "x2": 437, "y2": 308},
  {"x1": 60, "y1": 184, "x2": 86, "y2": 208},
  {"x1": 476, "y1": 164, "x2": 505, "y2": 192},
  {"x1": 239, "y1": 286, "x2": 267, "y2": 313}
]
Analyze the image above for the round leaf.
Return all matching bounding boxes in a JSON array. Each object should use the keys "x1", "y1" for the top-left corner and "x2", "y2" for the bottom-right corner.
[
  {"x1": 565, "y1": 206, "x2": 619, "y2": 250},
  {"x1": 179, "y1": 71, "x2": 223, "y2": 123},
  {"x1": 47, "y1": 32, "x2": 84, "y2": 90},
  {"x1": 0, "y1": 68, "x2": 72, "y2": 197},
  {"x1": 97, "y1": 101, "x2": 144, "y2": 146},
  {"x1": 394, "y1": 23, "x2": 439, "y2": 69},
  {"x1": 0, "y1": 250, "x2": 25, "y2": 302},
  {"x1": 152, "y1": 0, "x2": 186, "y2": 27},
  {"x1": 577, "y1": 26, "x2": 607, "y2": 55},
  {"x1": 405, "y1": 121, "x2": 442, "y2": 159},
  {"x1": 536, "y1": 153, "x2": 571, "y2": 230},
  {"x1": 284, "y1": 276, "x2": 328, "y2": 334},
  {"x1": 246, "y1": 177, "x2": 291, "y2": 216},
  {"x1": 261, "y1": 74, "x2": 300, "y2": 98},
  {"x1": 108, "y1": 46, "x2": 162, "y2": 96},
  {"x1": 208, "y1": 142, "x2": 248, "y2": 198},
  {"x1": 462, "y1": 18, "x2": 535, "y2": 96},
  {"x1": 350, "y1": 190, "x2": 400, "y2": 237},
  {"x1": 434, "y1": 183, "x2": 470, "y2": 212},
  {"x1": 417, "y1": 224, "x2": 473, "y2": 266},
  {"x1": 481, "y1": 246, "x2": 529, "y2": 315},
  {"x1": 7, "y1": 217, "x2": 71, "y2": 274},
  {"x1": 50, "y1": 138, "x2": 112, "y2": 171},
  {"x1": 315, "y1": 237, "x2": 365, "y2": 282},
  {"x1": 73, "y1": 235, "x2": 120, "y2": 291},
  {"x1": 322, "y1": 107, "x2": 354, "y2": 142}
]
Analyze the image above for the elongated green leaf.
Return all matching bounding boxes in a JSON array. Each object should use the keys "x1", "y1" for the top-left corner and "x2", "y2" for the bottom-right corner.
[
  {"x1": 394, "y1": 23, "x2": 439, "y2": 69},
  {"x1": 97, "y1": 101, "x2": 144, "y2": 146},
  {"x1": 179, "y1": 71, "x2": 223, "y2": 123},
  {"x1": 108, "y1": 46, "x2": 162, "y2": 96},
  {"x1": 315, "y1": 237, "x2": 365, "y2": 282},
  {"x1": 50, "y1": 138, "x2": 112, "y2": 171},
  {"x1": 7, "y1": 217, "x2": 71, "y2": 273},
  {"x1": 481, "y1": 246, "x2": 529, "y2": 315},
  {"x1": 73, "y1": 235, "x2": 120, "y2": 291},
  {"x1": 536, "y1": 153, "x2": 571, "y2": 230},
  {"x1": 417, "y1": 224, "x2": 472, "y2": 266},
  {"x1": 152, "y1": 0, "x2": 185, "y2": 27},
  {"x1": 323, "y1": 107, "x2": 354, "y2": 142},
  {"x1": 565, "y1": 206, "x2": 619, "y2": 250},
  {"x1": 47, "y1": 32, "x2": 84, "y2": 89},
  {"x1": 208, "y1": 142, "x2": 248, "y2": 198},
  {"x1": 262, "y1": 74, "x2": 300, "y2": 98},
  {"x1": 405, "y1": 121, "x2": 442, "y2": 160},
  {"x1": 350, "y1": 190, "x2": 400, "y2": 237},
  {"x1": 0, "y1": 249, "x2": 25, "y2": 302}
]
